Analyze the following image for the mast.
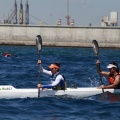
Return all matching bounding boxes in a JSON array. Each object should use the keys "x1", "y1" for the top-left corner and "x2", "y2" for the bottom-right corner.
[
  {"x1": 13, "y1": 0, "x2": 17, "y2": 24},
  {"x1": 19, "y1": 0, "x2": 23, "y2": 24},
  {"x1": 25, "y1": 0, "x2": 29, "y2": 24}
]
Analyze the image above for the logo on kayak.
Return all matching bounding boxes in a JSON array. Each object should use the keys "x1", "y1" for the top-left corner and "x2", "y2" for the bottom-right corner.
[{"x1": 0, "y1": 87, "x2": 12, "y2": 91}]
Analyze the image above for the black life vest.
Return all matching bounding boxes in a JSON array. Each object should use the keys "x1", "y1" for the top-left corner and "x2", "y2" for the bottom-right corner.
[{"x1": 51, "y1": 73, "x2": 67, "y2": 90}]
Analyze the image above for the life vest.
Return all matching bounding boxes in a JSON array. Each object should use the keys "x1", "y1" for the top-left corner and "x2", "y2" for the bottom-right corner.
[
  {"x1": 51, "y1": 73, "x2": 67, "y2": 90},
  {"x1": 109, "y1": 73, "x2": 120, "y2": 89}
]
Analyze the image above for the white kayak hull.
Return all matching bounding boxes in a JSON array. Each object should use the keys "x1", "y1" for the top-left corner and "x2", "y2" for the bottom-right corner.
[{"x1": 0, "y1": 85, "x2": 120, "y2": 99}]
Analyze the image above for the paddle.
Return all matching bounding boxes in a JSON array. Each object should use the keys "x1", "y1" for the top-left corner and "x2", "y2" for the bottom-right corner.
[
  {"x1": 92, "y1": 40, "x2": 104, "y2": 93},
  {"x1": 36, "y1": 35, "x2": 42, "y2": 97}
]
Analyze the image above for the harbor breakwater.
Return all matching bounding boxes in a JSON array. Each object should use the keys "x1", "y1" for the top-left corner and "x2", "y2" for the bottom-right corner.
[{"x1": 0, "y1": 24, "x2": 120, "y2": 48}]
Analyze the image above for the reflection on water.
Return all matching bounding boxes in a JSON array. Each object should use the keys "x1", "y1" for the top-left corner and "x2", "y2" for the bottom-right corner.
[{"x1": 98, "y1": 92, "x2": 120, "y2": 102}]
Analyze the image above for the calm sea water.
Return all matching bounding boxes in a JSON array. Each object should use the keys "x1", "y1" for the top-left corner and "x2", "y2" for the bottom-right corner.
[{"x1": 0, "y1": 45, "x2": 120, "y2": 120}]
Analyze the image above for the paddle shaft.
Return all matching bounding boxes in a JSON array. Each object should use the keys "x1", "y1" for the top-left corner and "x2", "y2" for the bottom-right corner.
[
  {"x1": 38, "y1": 52, "x2": 40, "y2": 97},
  {"x1": 96, "y1": 52, "x2": 104, "y2": 93}
]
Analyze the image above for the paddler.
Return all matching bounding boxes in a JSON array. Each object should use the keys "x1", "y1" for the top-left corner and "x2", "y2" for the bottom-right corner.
[
  {"x1": 37, "y1": 60, "x2": 66, "y2": 90},
  {"x1": 2, "y1": 51, "x2": 12, "y2": 57},
  {"x1": 96, "y1": 60, "x2": 120, "y2": 89}
]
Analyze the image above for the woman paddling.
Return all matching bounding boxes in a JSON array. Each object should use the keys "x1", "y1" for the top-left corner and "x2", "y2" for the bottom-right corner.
[{"x1": 96, "y1": 60, "x2": 120, "y2": 89}]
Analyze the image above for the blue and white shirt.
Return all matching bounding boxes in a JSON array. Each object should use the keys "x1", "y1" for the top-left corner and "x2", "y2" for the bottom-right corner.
[{"x1": 39, "y1": 65, "x2": 65, "y2": 89}]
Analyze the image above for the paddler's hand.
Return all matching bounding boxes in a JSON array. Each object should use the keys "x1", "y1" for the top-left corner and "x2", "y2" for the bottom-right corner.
[
  {"x1": 98, "y1": 85, "x2": 106, "y2": 89},
  {"x1": 96, "y1": 60, "x2": 100, "y2": 65},
  {"x1": 37, "y1": 84, "x2": 43, "y2": 88},
  {"x1": 38, "y1": 60, "x2": 41, "y2": 64},
  {"x1": 96, "y1": 60, "x2": 102, "y2": 73}
]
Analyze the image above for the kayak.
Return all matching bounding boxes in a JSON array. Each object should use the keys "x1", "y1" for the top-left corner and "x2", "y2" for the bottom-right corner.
[{"x1": 0, "y1": 85, "x2": 120, "y2": 99}]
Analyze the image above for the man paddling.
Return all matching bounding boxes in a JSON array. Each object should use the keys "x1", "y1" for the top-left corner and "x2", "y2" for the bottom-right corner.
[
  {"x1": 37, "y1": 60, "x2": 66, "y2": 90},
  {"x1": 96, "y1": 60, "x2": 120, "y2": 89}
]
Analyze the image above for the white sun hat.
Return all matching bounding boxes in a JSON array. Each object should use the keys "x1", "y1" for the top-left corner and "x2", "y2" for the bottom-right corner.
[{"x1": 106, "y1": 64, "x2": 117, "y2": 69}]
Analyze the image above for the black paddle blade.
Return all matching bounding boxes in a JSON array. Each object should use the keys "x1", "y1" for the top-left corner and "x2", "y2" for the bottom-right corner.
[
  {"x1": 36, "y1": 35, "x2": 42, "y2": 52},
  {"x1": 92, "y1": 40, "x2": 99, "y2": 56}
]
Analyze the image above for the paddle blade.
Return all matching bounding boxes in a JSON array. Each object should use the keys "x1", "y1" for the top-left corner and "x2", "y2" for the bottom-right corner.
[
  {"x1": 92, "y1": 40, "x2": 99, "y2": 56},
  {"x1": 36, "y1": 35, "x2": 42, "y2": 52}
]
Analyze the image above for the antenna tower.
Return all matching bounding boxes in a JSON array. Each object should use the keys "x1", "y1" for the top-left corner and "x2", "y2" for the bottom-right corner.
[{"x1": 65, "y1": 0, "x2": 70, "y2": 25}]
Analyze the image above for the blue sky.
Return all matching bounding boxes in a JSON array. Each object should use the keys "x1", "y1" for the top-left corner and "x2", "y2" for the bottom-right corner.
[{"x1": 0, "y1": 0, "x2": 120, "y2": 26}]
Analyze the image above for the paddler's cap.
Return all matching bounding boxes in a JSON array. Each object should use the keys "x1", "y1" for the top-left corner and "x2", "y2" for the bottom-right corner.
[
  {"x1": 106, "y1": 64, "x2": 117, "y2": 69},
  {"x1": 49, "y1": 63, "x2": 60, "y2": 69}
]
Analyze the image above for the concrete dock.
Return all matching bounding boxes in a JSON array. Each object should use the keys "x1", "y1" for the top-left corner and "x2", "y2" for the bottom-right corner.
[{"x1": 0, "y1": 24, "x2": 120, "y2": 48}]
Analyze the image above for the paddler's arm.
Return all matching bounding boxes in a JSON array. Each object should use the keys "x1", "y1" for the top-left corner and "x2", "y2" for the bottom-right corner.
[
  {"x1": 37, "y1": 60, "x2": 52, "y2": 75},
  {"x1": 37, "y1": 84, "x2": 54, "y2": 89},
  {"x1": 37, "y1": 76, "x2": 62, "y2": 89},
  {"x1": 96, "y1": 60, "x2": 110, "y2": 77},
  {"x1": 98, "y1": 75, "x2": 120, "y2": 89}
]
